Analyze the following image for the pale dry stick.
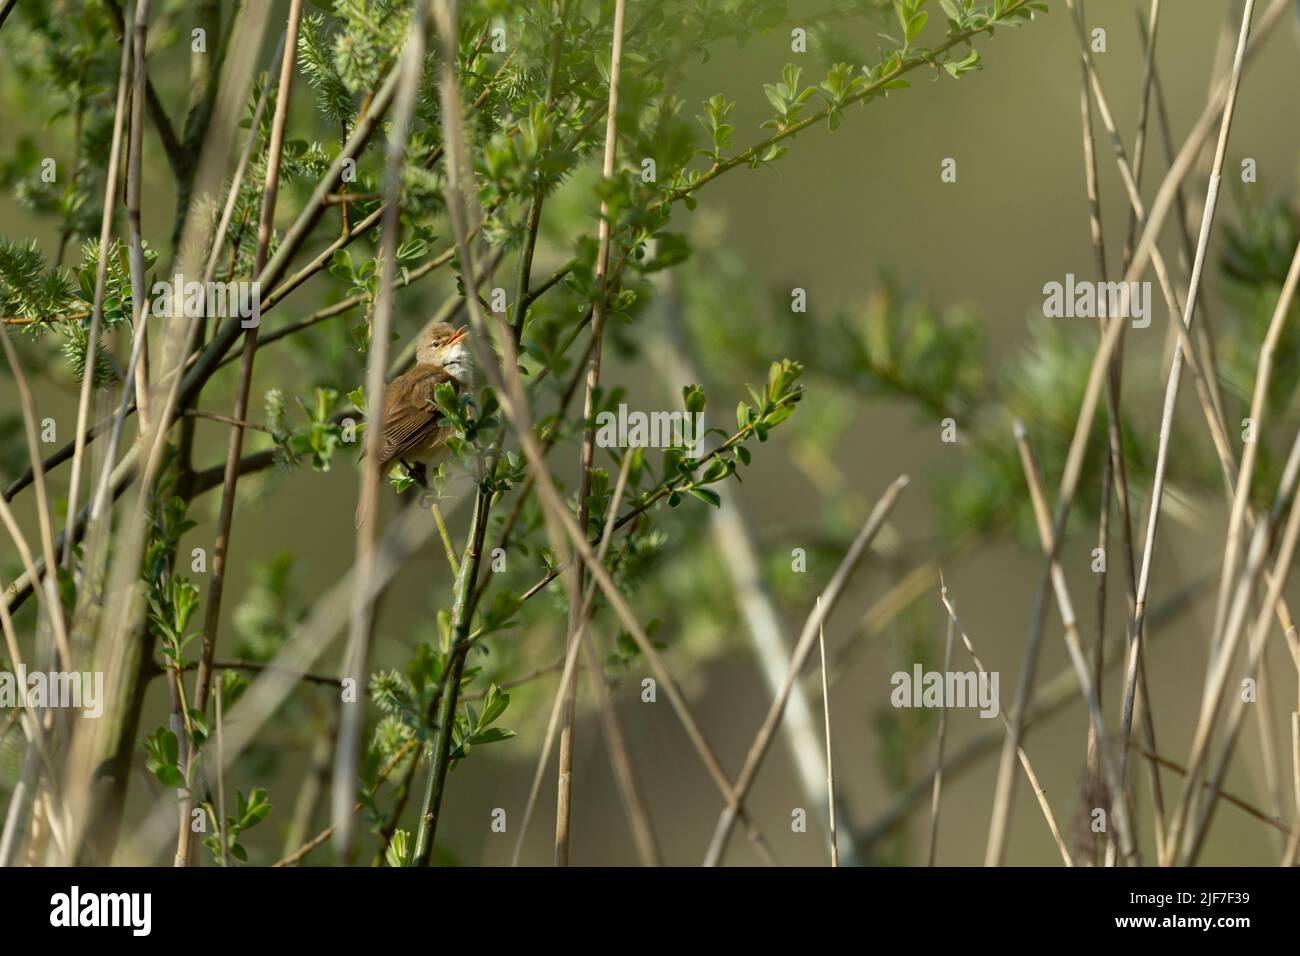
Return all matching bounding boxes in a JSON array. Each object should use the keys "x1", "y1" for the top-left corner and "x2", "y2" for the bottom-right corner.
[
  {"x1": 1183, "y1": 0, "x2": 1246, "y2": 249},
  {"x1": 1286, "y1": 820, "x2": 1300, "y2": 867},
  {"x1": 1066, "y1": 0, "x2": 1235, "y2": 489},
  {"x1": 1137, "y1": 748, "x2": 1288, "y2": 836},
  {"x1": 702, "y1": 476, "x2": 909, "y2": 867},
  {"x1": 1119, "y1": 0, "x2": 1258, "y2": 800},
  {"x1": 1133, "y1": 6, "x2": 1229, "y2": 437},
  {"x1": 0, "y1": 324, "x2": 75, "y2": 853},
  {"x1": 572, "y1": 455, "x2": 661, "y2": 866},
  {"x1": 5, "y1": 445, "x2": 139, "y2": 614},
  {"x1": 81, "y1": 0, "x2": 182, "y2": 561},
  {"x1": 511, "y1": 620, "x2": 597, "y2": 865},
  {"x1": 215, "y1": 669, "x2": 229, "y2": 868},
  {"x1": 1184, "y1": 442, "x2": 1300, "y2": 864},
  {"x1": 983, "y1": 0, "x2": 1287, "y2": 868},
  {"x1": 576, "y1": 623, "x2": 662, "y2": 866},
  {"x1": 1077, "y1": 0, "x2": 1275, "y2": 551},
  {"x1": 1214, "y1": 239, "x2": 1300, "y2": 671},
  {"x1": 1075, "y1": 8, "x2": 1131, "y2": 863},
  {"x1": 1164, "y1": 427, "x2": 1300, "y2": 864},
  {"x1": 1289, "y1": 717, "x2": 1300, "y2": 832},
  {"x1": 334, "y1": 0, "x2": 425, "y2": 859},
  {"x1": 1125, "y1": 0, "x2": 1289, "y2": 326},
  {"x1": 180, "y1": 0, "x2": 304, "y2": 868},
  {"x1": 183, "y1": 409, "x2": 272, "y2": 433},
  {"x1": 1287, "y1": 714, "x2": 1300, "y2": 864},
  {"x1": 61, "y1": 0, "x2": 135, "y2": 568},
  {"x1": 1014, "y1": 421, "x2": 1136, "y2": 863},
  {"x1": 816, "y1": 600, "x2": 839, "y2": 867},
  {"x1": 124, "y1": 0, "x2": 153, "y2": 432},
  {"x1": 0, "y1": 573, "x2": 68, "y2": 867},
  {"x1": 0, "y1": 327, "x2": 72, "y2": 671},
  {"x1": 511, "y1": 453, "x2": 649, "y2": 865},
  {"x1": 1119, "y1": 0, "x2": 1160, "y2": 272},
  {"x1": 1134, "y1": 4, "x2": 1298, "y2": 818},
  {"x1": 938, "y1": 575, "x2": 1074, "y2": 866},
  {"x1": 1252, "y1": 664, "x2": 1288, "y2": 844},
  {"x1": 1102, "y1": 0, "x2": 1178, "y2": 866},
  {"x1": 926, "y1": 601, "x2": 953, "y2": 868},
  {"x1": 556, "y1": 0, "x2": 627, "y2": 867}
]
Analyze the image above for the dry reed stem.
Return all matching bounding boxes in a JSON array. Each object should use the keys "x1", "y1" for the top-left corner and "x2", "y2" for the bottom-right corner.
[
  {"x1": 557, "y1": 0, "x2": 627, "y2": 866},
  {"x1": 702, "y1": 476, "x2": 908, "y2": 866},
  {"x1": 333, "y1": 0, "x2": 424, "y2": 858},
  {"x1": 939, "y1": 573, "x2": 1074, "y2": 866}
]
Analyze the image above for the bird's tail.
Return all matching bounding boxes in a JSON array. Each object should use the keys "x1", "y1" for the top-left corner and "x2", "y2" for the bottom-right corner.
[{"x1": 354, "y1": 470, "x2": 383, "y2": 530}]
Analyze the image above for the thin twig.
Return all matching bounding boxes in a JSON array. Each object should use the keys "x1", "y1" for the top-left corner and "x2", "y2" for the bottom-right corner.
[
  {"x1": 62, "y1": 0, "x2": 135, "y2": 569},
  {"x1": 180, "y1": 0, "x2": 304, "y2": 867},
  {"x1": 1013, "y1": 421, "x2": 1136, "y2": 862},
  {"x1": 334, "y1": 0, "x2": 424, "y2": 858},
  {"x1": 926, "y1": 597, "x2": 953, "y2": 867},
  {"x1": 938, "y1": 573, "x2": 1074, "y2": 866},
  {"x1": 557, "y1": 0, "x2": 628, "y2": 866},
  {"x1": 818, "y1": 599, "x2": 839, "y2": 868}
]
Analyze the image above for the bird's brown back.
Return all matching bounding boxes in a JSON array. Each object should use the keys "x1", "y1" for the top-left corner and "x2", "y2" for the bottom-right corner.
[{"x1": 377, "y1": 364, "x2": 458, "y2": 468}]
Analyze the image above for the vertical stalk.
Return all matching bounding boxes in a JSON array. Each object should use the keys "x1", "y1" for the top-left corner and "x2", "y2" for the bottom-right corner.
[
  {"x1": 181, "y1": 0, "x2": 304, "y2": 865},
  {"x1": 411, "y1": 486, "x2": 490, "y2": 865},
  {"x1": 556, "y1": 0, "x2": 627, "y2": 869}
]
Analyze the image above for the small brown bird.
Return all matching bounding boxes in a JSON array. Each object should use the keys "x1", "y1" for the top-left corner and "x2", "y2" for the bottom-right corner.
[{"x1": 354, "y1": 321, "x2": 473, "y2": 528}]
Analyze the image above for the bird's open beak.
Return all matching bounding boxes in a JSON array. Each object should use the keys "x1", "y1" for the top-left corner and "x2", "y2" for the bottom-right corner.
[{"x1": 447, "y1": 325, "x2": 468, "y2": 347}]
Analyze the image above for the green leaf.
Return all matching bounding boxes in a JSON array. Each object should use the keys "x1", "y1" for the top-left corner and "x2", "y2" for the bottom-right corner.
[
  {"x1": 466, "y1": 726, "x2": 516, "y2": 745},
  {"x1": 906, "y1": 10, "x2": 928, "y2": 42},
  {"x1": 683, "y1": 384, "x2": 706, "y2": 414},
  {"x1": 386, "y1": 829, "x2": 410, "y2": 867},
  {"x1": 689, "y1": 487, "x2": 722, "y2": 508},
  {"x1": 762, "y1": 83, "x2": 786, "y2": 115}
]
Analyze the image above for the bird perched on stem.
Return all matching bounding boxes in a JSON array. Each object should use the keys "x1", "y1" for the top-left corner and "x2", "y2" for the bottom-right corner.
[{"x1": 355, "y1": 322, "x2": 473, "y2": 528}]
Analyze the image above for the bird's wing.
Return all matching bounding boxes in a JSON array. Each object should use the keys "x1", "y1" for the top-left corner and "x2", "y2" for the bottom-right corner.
[{"x1": 379, "y1": 366, "x2": 455, "y2": 466}]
